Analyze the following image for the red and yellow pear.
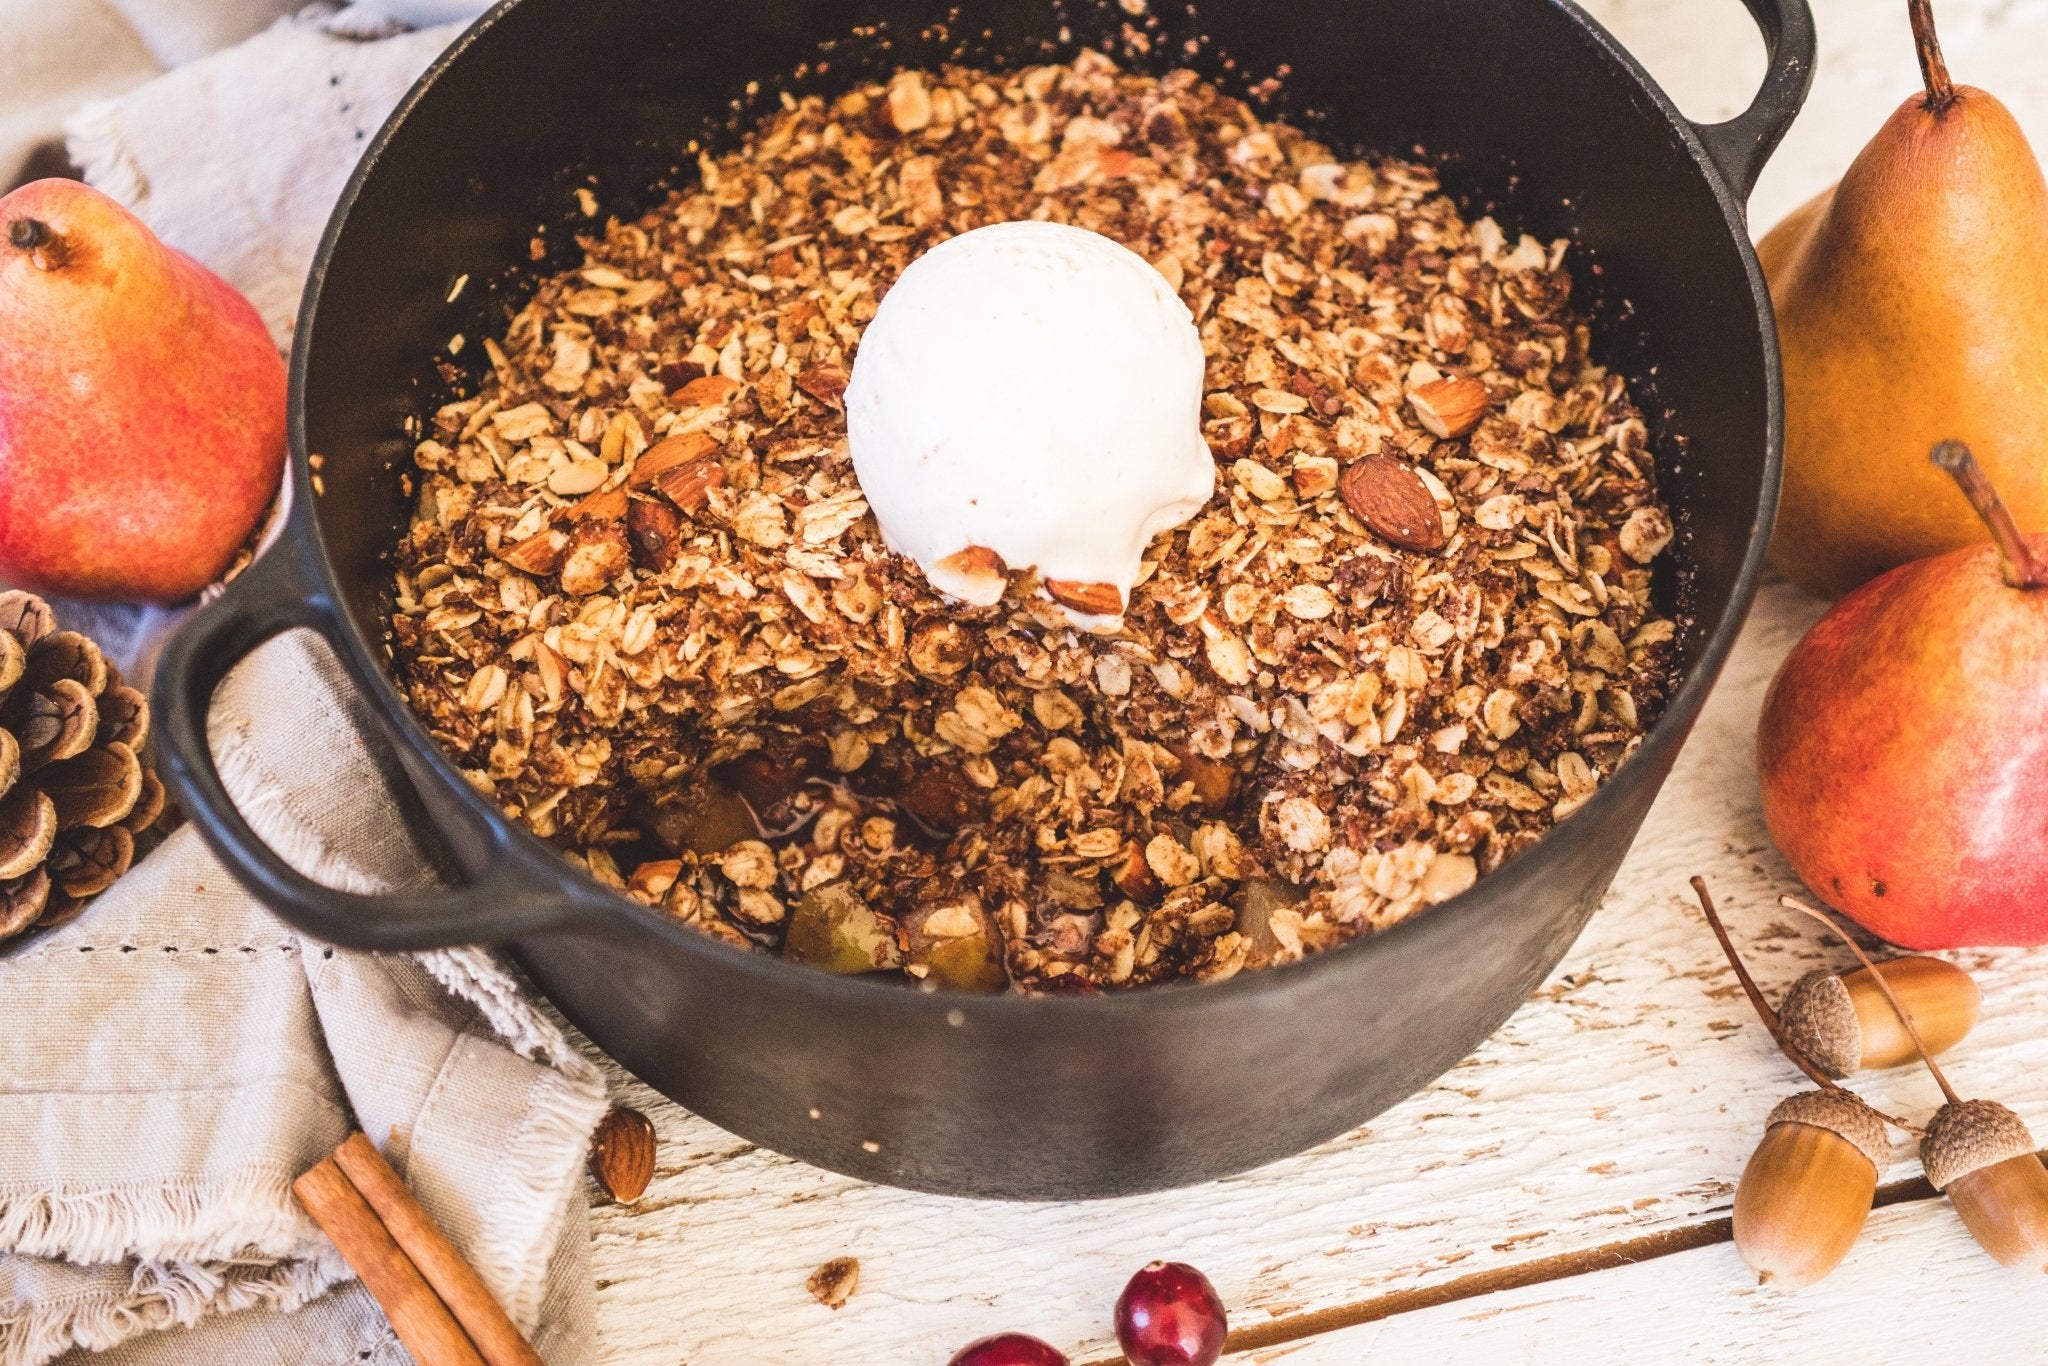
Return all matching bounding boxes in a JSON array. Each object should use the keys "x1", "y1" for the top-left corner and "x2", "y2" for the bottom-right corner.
[
  {"x1": 1758, "y1": 443, "x2": 2048, "y2": 948},
  {"x1": 0, "y1": 179, "x2": 284, "y2": 602}
]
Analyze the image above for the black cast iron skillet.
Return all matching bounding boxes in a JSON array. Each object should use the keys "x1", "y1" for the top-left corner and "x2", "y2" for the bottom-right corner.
[{"x1": 155, "y1": 0, "x2": 1812, "y2": 1199}]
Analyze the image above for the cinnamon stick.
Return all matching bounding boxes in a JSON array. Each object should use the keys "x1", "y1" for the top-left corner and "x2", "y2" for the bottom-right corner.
[
  {"x1": 293, "y1": 1156, "x2": 485, "y2": 1366},
  {"x1": 332, "y1": 1132, "x2": 545, "y2": 1366}
]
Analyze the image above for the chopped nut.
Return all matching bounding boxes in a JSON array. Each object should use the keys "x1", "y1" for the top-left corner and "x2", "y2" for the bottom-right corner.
[
  {"x1": 1407, "y1": 375, "x2": 1490, "y2": 439},
  {"x1": 499, "y1": 527, "x2": 569, "y2": 576},
  {"x1": 1291, "y1": 455, "x2": 1339, "y2": 499},
  {"x1": 558, "y1": 521, "x2": 630, "y2": 596},
  {"x1": 626, "y1": 497, "x2": 684, "y2": 572},
  {"x1": 654, "y1": 456, "x2": 726, "y2": 513},
  {"x1": 630, "y1": 431, "x2": 720, "y2": 489},
  {"x1": 933, "y1": 545, "x2": 1008, "y2": 602},
  {"x1": 673, "y1": 374, "x2": 741, "y2": 408},
  {"x1": 806, "y1": 1258, "x2": 860, "y2": 1310}
]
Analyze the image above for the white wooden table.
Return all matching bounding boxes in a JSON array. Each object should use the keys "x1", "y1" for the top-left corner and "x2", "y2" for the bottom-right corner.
[{"x1": 585, "y1": 3, "x2": 2048, "y2": 1359}]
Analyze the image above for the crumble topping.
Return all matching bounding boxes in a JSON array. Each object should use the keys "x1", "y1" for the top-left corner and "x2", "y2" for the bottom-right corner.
[{"x1": 388, "y1": 51, "x2": 1678, "y2": 992}]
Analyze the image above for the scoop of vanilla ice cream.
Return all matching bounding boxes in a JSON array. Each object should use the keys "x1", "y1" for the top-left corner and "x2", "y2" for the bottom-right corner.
[{"x1": 845, "y1": 220, "x2": 1214, "y2": 619}]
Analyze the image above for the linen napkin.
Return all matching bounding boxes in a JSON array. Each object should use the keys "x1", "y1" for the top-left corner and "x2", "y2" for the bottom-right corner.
[
  {"x1": 2, "y1": 8, "x2": 606, "y2": 1363},
  {"x1": 0, "y1": 628, "x2": 609, "y2": 1365}
]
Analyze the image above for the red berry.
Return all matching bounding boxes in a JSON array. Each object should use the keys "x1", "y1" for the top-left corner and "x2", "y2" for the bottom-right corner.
[
  {"x1": 1114, "y1": 1261, "x2": 1228, "y2": 1366},
  {"x1": 947, "y1": 1332, "x2": 1068, "y2": 1366}
]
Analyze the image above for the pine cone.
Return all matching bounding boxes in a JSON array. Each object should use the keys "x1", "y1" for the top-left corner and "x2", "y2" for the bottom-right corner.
[{"x1": 0, "y1": 592, "x2": 165, "y2": 944}]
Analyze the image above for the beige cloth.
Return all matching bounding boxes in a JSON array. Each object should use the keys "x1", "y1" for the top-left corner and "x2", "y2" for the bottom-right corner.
[
  {"x1": 1, "y1": 11, "x2": 609, "y2": 1361},
  {"x1": 65, "y1": 13, "x2": 469, "y2": 342},
  {"x1": 0, "y1": 0, "x2": 296, "y2": 189},
  {"x1": 0, "y1": 628, "x2": 610, "y2": 1365}
]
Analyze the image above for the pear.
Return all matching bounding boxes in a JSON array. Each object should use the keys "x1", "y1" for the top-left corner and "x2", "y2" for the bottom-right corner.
[
  {"x1": 0, "y1": 180, "x2": 284, "y2": 602},
  {"x1": 1759, "y1": 0, "x2": 2048, "y2": 599},
  {"x1": 1758, "y1": 443, "x2": 2048, "y2": 948}
]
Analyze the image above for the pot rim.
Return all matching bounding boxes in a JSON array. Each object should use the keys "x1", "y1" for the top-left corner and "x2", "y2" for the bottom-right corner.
[{"x1": 281, "y1": 0, "x2": 1788, "y2": 1018}]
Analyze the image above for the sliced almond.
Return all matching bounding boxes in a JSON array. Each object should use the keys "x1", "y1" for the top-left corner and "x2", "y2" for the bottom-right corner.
[
  {"x1": 625, "y1": 859, "x2": 683, "y2": 902},
  {"x1": 1044, "y1": 579, "x2": 1123, "y2": 617},
  {"x1": 1339, "y1": 455, "x2": 1447, "y2": 553},
  {"x1": 1406, "y1": 375, "x2": 1489, "y2": 439}
]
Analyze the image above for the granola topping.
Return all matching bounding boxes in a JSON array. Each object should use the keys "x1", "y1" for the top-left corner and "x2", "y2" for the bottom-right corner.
[{"x1": 389, "y1": 52, "x2": 1679, "y2": 993}]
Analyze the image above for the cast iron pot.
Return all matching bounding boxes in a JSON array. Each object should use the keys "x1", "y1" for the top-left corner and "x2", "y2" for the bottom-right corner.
[{"x1": 155, "y1": 0, "x2": 1812, "y2": 1199}]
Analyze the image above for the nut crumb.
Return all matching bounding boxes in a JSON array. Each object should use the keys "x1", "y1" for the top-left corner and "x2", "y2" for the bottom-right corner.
[{"x1": 806, "y1": 1256, "x2": 860, "y2": 1310}]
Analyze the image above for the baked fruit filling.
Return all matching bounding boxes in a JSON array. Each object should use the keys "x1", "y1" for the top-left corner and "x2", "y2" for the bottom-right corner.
[{"x1": 389, "y1": 52, "x2": 1678, "y2": 993}]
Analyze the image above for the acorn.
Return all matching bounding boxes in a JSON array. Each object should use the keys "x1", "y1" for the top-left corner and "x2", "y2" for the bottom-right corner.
[
  {"x1": 1779, "y1": 956, "x2": 1980, "y2": 1078},
  {"x1": 1732, "y1": 1088, "x2": 1890, "y2": 1288},
  {"x1": 1921, "y1": 1099, "x2": 2048, "y2": 1272}
]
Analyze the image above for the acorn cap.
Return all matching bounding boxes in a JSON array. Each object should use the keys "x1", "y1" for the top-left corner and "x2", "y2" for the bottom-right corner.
[
  {"x1": 1767, "y1": 1088, "x2": 1890, "y2": 1171},
  {"x1": 1922, "y1": 1099, "x2": 2038, "y2": 1192},
  {"x1": 1779, "y1": 969, "x2": 1860, "y2": 1078}
]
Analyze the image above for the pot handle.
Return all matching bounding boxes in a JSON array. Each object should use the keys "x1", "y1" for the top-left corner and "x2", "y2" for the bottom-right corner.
[
  {"x1": 152, "y1": 542, "x2": 581, "y2": 950},
  {"x1": 1688, "y1": 0, "x2": 1816, "y2": 201}
]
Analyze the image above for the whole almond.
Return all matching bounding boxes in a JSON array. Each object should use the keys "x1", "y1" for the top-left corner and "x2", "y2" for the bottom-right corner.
[
  {"x1": 654, "y1": 456, "x2": 726, "y2": 513},
  {"x1": 588, "y1": 1105, "x2": 656, "y2": 1203},
  {"x1": 1044, "y1": 579, "x2": 1123, "y2": 616},
  {"x1": 1406, "y1": 375, "x2": 1489, "y2": 439},
  {"x1": 1340, "y1": 455, "x2": 1447, "y2": 553}
]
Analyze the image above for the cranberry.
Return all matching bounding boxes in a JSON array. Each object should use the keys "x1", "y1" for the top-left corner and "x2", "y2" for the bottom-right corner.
[
  {"x1": 946, "y1": 1333, "x2": 1068, "y2": 1366},
  {"x1": 1114, "y1": 1261, "x2": 1228, "y2": 1366}
]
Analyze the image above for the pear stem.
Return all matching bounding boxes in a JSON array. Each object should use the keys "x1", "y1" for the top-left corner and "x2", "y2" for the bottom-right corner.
[
  {"x1": 1690, "y1": 877, "x2": 1841, "y2": 1094},
  {"x1": 4, "y1": 218, "x2": 64, "y2": 271},
  {"x1": 1780, "y1": 895, "x2": 1963, "y2": 1107},
  {"x1": 1931, "y1": 441, "x2": 2045, "y2": 589},
  {"x1": 1908, "y1": 0, "x2": 1957, "y2": 112},
  {"x1": 5, "y1": 218, "x2": 50, "y2": 252}
]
